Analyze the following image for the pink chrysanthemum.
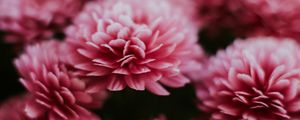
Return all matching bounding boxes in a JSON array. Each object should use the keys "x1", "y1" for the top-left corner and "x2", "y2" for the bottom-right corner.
[
  {"x1": 195, "y1": 37, "x2": 300, "y2": 120},
  {"x1": 0, "y1": 94, "x2": 31, "y2": 120},
  {"x1": 65, "y1": 0, "x2": 204, "y2": 95},
  {"x1": 14, "y1": 41, "x2": 104, "y2": 120},
  {"x1": 0, "y1": 0, "x2": 84, "y2": 44},
  {"x1": 240, "y1": 0, "x2": 300, "y2": 41}
]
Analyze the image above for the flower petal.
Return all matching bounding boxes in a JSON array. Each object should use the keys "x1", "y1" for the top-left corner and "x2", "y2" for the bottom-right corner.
[{"x1": 145, "y1": 81, "x2": 170, "y2": 96}]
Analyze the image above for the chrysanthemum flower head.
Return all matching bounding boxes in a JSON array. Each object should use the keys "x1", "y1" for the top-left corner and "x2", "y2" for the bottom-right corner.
[
  {"x1": 14, "y1": 41, "x2": 104, "y2": 120},
  {"x1": 0, "y1": 0, "x2": 84, "y2": 44},
  {"x1": 196, "y1": 37, "x2": 300, "y2": 120},
  {"x1": 66, "y1": 0, "x2": 204, "y2": 95}
]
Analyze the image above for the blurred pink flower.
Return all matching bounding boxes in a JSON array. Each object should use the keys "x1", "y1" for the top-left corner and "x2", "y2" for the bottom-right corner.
[
  {"x1": 0, "y1": 0, "x2": 84, "y2": 44},
  {"x1": 241, "y1": 0, "x2": 300, "y2": 41},
  {"x1": 0, "y1": 94, "x2": 31, "y2": 120},
  {"x1": 195, "y1": 37, "x2": 300, "y2": 120},
  {"x1": 14, "y1": 41, "x2": 104, "y2": 120},
  {"x1": 196, "y1": 0, "x2": 300, "y2": 41},
  {"x1": 151, "y1": 114, "x2": 167, "y2": 120},
  {"x1": 195, "y1": 0, "x2": 263, "y2": 36},
  {"x1": 65, "y1": 0, "x2": 204, "y2": 95}
]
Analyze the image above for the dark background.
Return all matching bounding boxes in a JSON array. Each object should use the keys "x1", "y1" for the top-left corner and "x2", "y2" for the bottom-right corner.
[{"x1": 0, "y1": 28, "x2": 235, "y2": 120}]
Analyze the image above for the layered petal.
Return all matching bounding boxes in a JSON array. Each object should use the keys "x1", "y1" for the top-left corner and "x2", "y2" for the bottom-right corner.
[
  {"x1": 65, "y1": 0, "x2": 205, "y2": 95},
  {"x1": 195, "y1": 37, "x2": 300, "y2": 119},
  {"x1": 14, "y1": 41, "x2": 106, "y2": 119}
]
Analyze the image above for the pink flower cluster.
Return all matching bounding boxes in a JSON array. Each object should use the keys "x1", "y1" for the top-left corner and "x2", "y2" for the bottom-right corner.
[
  {"x1": 0, "y1": 0, "x2": 84, "y2": 44},
  {"x1": 195, "y1": 37, "x2": 300, "y2": 120},
  {"x1": 2, "y1": 0, "x2": 300, "y2": 119},
  {"x1": 0, "y1": 0, "x2": 204, "y2": 119}
]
